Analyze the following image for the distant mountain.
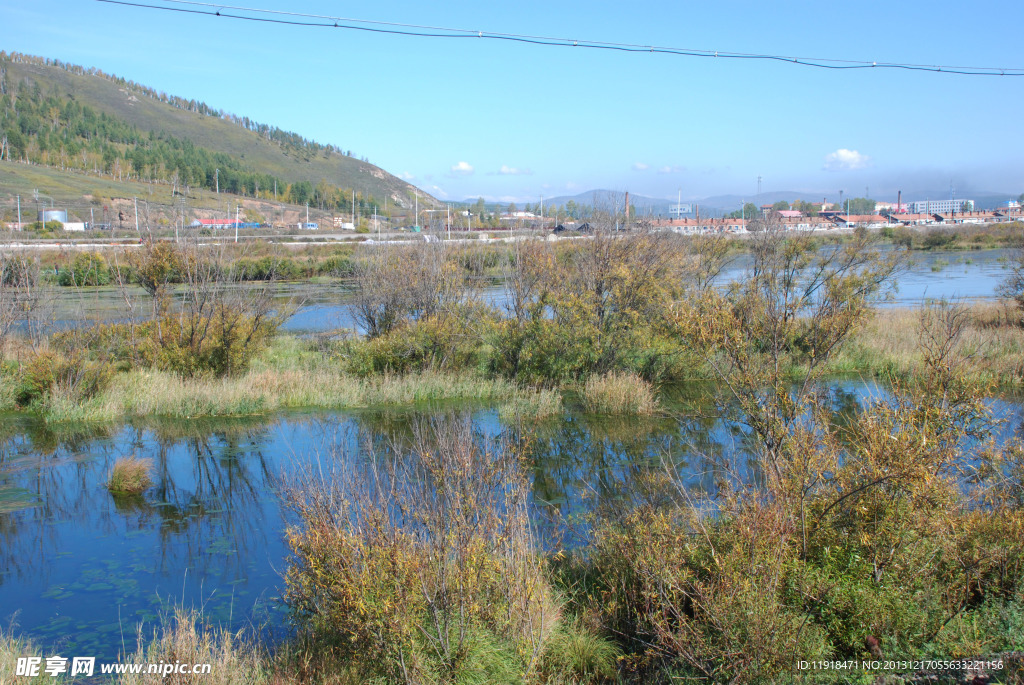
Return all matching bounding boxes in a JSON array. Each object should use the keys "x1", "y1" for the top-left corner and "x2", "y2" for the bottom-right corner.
[
  {"x1": 541, "y1": 190, "x2": 675, "y2": 215},
  {"x1": 0, "y1": 52, "x2": 435, "y2": 209}
]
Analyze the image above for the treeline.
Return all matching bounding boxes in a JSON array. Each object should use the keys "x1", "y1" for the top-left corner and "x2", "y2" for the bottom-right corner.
[
  {"x1": 0, "y1": 67, "x2": 386, "y2": 216},
  {"x1": 0, "y1": 51, "x2": 367, "y2": 162}
]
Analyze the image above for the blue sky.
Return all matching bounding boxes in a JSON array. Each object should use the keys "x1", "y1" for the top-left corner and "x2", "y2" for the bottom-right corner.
[{"x1": 4, "y1": 0, "x2": 1023, "y2": 204}]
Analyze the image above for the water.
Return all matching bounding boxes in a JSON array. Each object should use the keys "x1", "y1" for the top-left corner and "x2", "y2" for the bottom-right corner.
[
  {"x1": 1, "y1": 384, "x2": 1021, "y2": 661},
  {"x1": 41, "y1": 248, "x2": 1016, "y2": 335},
  {"x1": 714, "y1": 247, "x2": 1014, "y2": 307}
]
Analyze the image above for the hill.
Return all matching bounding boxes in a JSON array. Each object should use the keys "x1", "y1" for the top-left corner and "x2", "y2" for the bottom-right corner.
[{"x1": 0, "y1": 52, "x2": 436, "y2": 213}]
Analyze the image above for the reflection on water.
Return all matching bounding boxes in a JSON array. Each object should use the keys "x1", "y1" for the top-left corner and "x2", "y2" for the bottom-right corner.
[{"x1": 1, "y1": 381, "x2": 1021, "y2": 661}]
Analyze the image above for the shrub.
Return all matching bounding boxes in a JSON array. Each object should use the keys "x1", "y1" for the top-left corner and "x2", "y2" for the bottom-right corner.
[
  {"x1": 283, "y1": 417, "x2": 564, "y2": 683},
  {"x1": 57, "y1": 251, "x2": 110, "y2": 286},
  {"x1": 144, "y1": 307, "x2": 281, "y2": 378},
  {"x1": 588, "y1": 500, "x2": 830, "y2": 682},
  {"x1": 129, "y1": 241, "x2": 289, "y2": 377},
  {"x1": 344, "y1": 302, "x2": 499, "y2": 376},
  {"x1": 107, "y1": 456, "x2": 153, "y2": 494},
  {"x1": 16, "y1": 349, "x2": 115, "y2": 407}
]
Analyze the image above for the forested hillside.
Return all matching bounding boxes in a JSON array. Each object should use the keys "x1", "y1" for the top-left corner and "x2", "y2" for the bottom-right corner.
[{"x1": 0, "y1": 52, "x2": 433, "y2": 216}]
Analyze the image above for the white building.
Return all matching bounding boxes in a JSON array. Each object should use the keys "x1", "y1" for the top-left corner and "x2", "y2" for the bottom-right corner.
[{"x1": 911, "y1": 199, "x2": 974, "y2": 214}]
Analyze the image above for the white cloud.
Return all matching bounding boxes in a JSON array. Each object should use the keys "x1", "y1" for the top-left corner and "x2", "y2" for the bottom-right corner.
[
  {"x1": 429, "y1": 185, "x2": 449, "y2": 198},
  {"x1": 823, "y1": 149, "x2": 871, "y2": 171},
  {"x1": 399, "y1": 171, "x2": 415, "y2": 180},
  {"x1": 494, "y1": 165, "x2": 533, "y2": 176},
  {"x1": 658, "y1": 165, "x2": 685, "y2": 174},
  {"x1": 631, "y1": 162, "x2": 649, "y2": 171},
  {"x1": 450, "y1": 161, "x2": 474, "y2": 176}
]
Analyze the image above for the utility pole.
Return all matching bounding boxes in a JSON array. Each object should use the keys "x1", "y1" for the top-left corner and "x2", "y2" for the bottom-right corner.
[
  {"x1": 235, "y1": 204, "x2": 239, "y2": 243},
  {"x1": 16, "y1": 195, "x2": 20, "y2": 230},
  {"x1": 351, "y1": 189, "x2": 355, "y2": 229},
  {"x1": 215, "y1": 168, "x2": 219, "y2": 195},
  {"x1": 134, "y1": 197, "x2": 139, "y2": 231},
  {"x1": 446, "y1": 204, "x2": 450, "y2": 240}
]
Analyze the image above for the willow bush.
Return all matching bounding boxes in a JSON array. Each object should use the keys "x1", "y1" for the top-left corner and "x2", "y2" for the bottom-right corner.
[{"x1": 283, "y1": 416, "x2": 617, "y2": 684}]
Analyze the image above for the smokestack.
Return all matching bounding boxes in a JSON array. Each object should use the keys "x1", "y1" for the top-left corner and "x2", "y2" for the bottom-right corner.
[
  {"x1": 624, "y1": 191, "x2": 629, "y2": 223},
  {"x1": 897, "y1": 190, "x2": 901, "y2": 215}
]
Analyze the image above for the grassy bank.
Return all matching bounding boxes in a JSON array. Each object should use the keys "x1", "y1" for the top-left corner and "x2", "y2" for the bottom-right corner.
[
  {"x1": 10, "y1": 301, "x2": 1024, "y2": 425},
  {"x1": 834, "y1": 302, "x2": 1024, "y2": 387},
  {"x1": 33, "y1": 364, "x2": 557, "y2": 423}
]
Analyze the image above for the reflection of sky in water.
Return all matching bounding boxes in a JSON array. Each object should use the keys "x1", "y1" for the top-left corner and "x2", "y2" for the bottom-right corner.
[
  {"x1": 716, "y1": 247, "x2": 1014, "y2": 307},
  {"x1": 39, "y1": 248, "x2": 1016, "y2": 335},
  {"x1": 1, "y1": 382, "x2": 1021, "y2": 660}
]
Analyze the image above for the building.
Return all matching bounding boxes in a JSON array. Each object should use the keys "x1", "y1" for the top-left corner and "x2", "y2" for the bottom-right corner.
[
  {"x1": 832, "y1": 215, "x2": 891, "y2": 229},
  {"x1": 889, "y1": 213, "x2": 937, "y2": 226},
  {"x1": 910, "y1": 199, "x2": 974, "y2": 214},
  {"x1": 875, "y1": 202, "x2": 910, "y2": 214},
  {"x1": 651, "y1": 217, "x2": 748, "y2": 233},
  {"x1": 931, "y1": 211, "x2": 1001, "y2": 225}
]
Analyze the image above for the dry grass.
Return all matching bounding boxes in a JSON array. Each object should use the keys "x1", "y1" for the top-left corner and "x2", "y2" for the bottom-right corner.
[
  {"x1": 72, "y1": 368, "x2": 547, "y2": 420},
  {"x1": 838, "y1": 302, "x2": 1024, "y2": 386},
  {"x1": 498, "y1": 388, "x2": 563, "y2": 422},
  {"x1": 107, "y1": 456, "x2": 153, "y2": 495},
  {"x1": 116, "y1": 607, "x2": 270, "y2": 685},
  {"x1": 0, "y1": 625, "x2": 68, "y2": 684},
  {"x1": 581, "y1": 371, "x2": 659, "y2": 415}
]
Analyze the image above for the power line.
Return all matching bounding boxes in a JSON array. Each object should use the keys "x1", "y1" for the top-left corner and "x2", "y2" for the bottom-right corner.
[{"x1": 95, "y1": 0, "x2": 1024, "y2": 77}]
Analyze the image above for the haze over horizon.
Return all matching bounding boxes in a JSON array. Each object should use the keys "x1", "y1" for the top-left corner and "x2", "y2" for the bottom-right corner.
[{"x1": 5, "y1": 0, "x2": 1022, "y2": 204}]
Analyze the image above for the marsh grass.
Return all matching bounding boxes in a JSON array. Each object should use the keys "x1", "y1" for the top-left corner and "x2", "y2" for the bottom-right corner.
[
  {"x1": 498, "y1": 388, "x2": 563, "y2": 422},
  {"x1": 116, "y1": 607, "x2": 270, "y2": 685},
  {"x1": 836, "y1": 303, "x2": 1024, "y2": 386},
  {"x1": 581, "y1": 371, "x2": 659, "y2": 415},
  {"x1": 76, "y1": 367, "x2": 546, "y2": 420},
  {"x1": 0, "y1": 624, "x2": 69, "y2": 684},
  {"x1": 107, "y1": 456, "x2": 153, "y2": 495}
]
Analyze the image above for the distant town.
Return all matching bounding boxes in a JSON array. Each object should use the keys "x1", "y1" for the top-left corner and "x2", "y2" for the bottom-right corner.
[{"x1": 7, "y1": 197, "x2": 1022, "y2": 237}]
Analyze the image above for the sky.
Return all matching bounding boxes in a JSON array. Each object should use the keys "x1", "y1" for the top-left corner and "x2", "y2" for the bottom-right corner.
[{"x1": 3, "y1": 0, "x2": 1023, "y2": 205}]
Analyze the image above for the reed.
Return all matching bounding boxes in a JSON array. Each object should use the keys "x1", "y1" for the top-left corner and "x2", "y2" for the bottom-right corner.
[
  {"x1": 581, "y1": 371, "x2": 659, "y2": 415},
  {"x1": 107, "y1": 456, "x2": 153, "y2": 495},
  {"x1": 66, "y1": 368, "x2": 545, "y2": 420},
  {"x1": 115, "y1": 607, "x2": 270, "y2": 685}
]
